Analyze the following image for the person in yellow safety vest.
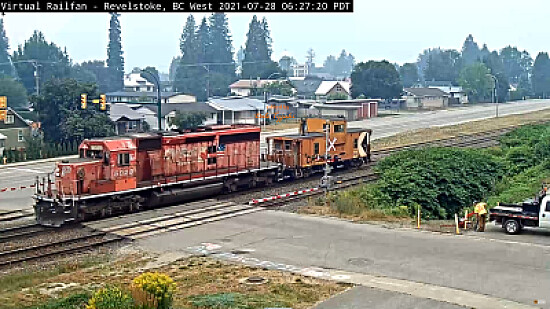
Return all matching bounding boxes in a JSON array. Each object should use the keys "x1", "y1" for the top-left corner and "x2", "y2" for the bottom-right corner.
[{"x1": 474, "y1": 202, "x2": 488, "y2": 232}]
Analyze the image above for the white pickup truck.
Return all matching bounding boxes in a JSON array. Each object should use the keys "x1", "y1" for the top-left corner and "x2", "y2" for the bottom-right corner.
[{"x1": 489, "y1": 193, "x2": 550, "y2": 234}]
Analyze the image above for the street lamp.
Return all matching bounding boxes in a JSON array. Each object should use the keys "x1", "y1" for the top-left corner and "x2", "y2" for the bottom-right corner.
[
  {"x1": 140, "y1": 70, "x2": 162, "y2": 131},
  {"x1": 487, "y1": 73, "x2": 499, "y2": 118}
]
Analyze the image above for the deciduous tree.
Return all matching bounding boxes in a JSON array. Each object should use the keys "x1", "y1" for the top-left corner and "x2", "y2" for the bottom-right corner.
[
  {"x1": 399, "y1": 63, "x2": 419, "y2": 88},
  {"x1": 350, "y1": 60, "x2": 402, "y2": 99},
  {"x1": 0, "y1": 77, "x2": 27, "y2": 109},
  {"x1": 458, "y1": 63, "x2": 493, "y2": 102},
  {"x1": 169, "y1": 111, "x2": 207, "y2": 130}
]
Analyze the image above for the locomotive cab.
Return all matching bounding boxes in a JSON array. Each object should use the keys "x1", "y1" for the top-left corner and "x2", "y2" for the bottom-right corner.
[{"x1": 56, "y1": 138, "x2": 137, "y2": 196}]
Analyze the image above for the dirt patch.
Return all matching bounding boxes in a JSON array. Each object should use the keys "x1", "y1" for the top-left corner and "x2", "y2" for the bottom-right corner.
[
  {"x1": 0, "y1": 248, "x2": 347, "y2": 309},
  {"x1": 372, "y1": 107, "x2": 550, "y2": 150}
]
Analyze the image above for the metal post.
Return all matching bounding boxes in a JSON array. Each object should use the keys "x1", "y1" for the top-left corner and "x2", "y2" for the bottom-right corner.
[
  {"x1": 325, "y1": 119, "x2": 329, "y2": 177},
  {"x1": 141, "y1": 70, "x2": 162, "y2": 130}
]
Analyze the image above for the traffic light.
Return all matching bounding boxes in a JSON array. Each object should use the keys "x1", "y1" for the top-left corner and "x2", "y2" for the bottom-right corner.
[
  {"x1": 0, "y1": 96, "x2": 6, "y2": 109},
  {"x1": 100, "y1": 94, "x2": 106, "y2": 111},
  {"x1": 81, "y1": 94, "x2": 87, "y2": 109}
]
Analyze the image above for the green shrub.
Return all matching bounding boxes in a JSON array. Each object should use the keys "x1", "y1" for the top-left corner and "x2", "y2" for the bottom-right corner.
[
  {"x1": 22, "y1": 293, "x2": 91, "y2": 309},
  {"x1": 86, "y1": 286, "x2": 134, "y2": 309}
]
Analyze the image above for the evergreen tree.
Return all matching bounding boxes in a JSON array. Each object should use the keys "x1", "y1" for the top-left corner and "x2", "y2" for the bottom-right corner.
[
  {"x1": 0, "y1": 19, "x2": 14, "y2": 77},
  {"x1": 174, "y1": 15, "x2": 205, "y2": 100},
  {"x1": 424, "y1": 49, "x2": 462, "y2": 84},
  {"x1": 107, "y1": 13, "x2": 124, "y2": 91},
  {"x1": 12, "y1": 31, "x2": 71, "y2": 94},
  {"x1": 242, "y1": 15, "x2": 279, "y2": 79},
  {"x1": 532, "y1": 52, "x2": 550, "y2": 98},
  {"x1": 208, "y1": 13, "x2": 236, "y2": 97},
  {"x1": 461, "y1": 34, "x2": 480, "y2": 66}
]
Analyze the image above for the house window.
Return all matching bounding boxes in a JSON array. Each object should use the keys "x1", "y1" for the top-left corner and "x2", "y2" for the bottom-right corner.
[
  {"x1": 314, "y1": 143, "x2": 320, "y2": 154},
  {"x1": 334, "y1": 124, "x2": 344, "y2": 132},
  {"x1": 135, "y1": 87, "x2": 140, "y2": 91},
  {"x1": 117, "y1": 153, "x2": 130, "y2": 166},
  {"x1": 17, "y1": 130, "x2": 24, "y2": 142},
  {"x1": 335, "y1": 85, "x2": 342, "y2": 92},
  {"x1": 5, "y1": 115, "x2": 14, "y2": 124}
]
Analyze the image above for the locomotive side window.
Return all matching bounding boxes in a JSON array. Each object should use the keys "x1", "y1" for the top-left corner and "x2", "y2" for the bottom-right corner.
[
  {"x1": 117, "y1": 153, "x2": 130, "y2": 166},
  {"x1": 85, "y1": 150, "x2": 103, "y2": 159},
  {"x1": 314, "y1": 143, "x2": 320, "y2": 155},
  {"x1": 207, "y1": 157, "x2": 217, "y2": 165},
  {"x1": 285, "y1": 141, "x2": 292, "y2": 151},
  {"x1": 207, "y1": 145, "x2": 217, "y2": 154},
  {"x1": 334, "y1": 124, "x2": 344, "y2": 132}
]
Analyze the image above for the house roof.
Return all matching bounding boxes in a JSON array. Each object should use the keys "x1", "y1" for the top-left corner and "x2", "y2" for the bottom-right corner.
[
  {"x1": 124, "y1": 73, "x2": 155, "y2": 88},
  {"x1": 229, "y1": 79, "x2": 283, "y2": 89},
  {"x1": 315, "y1": 81, "x2": 351, "y2": 96},
  {"x1": 109, "y1": 103, "x2": 146, "y2": 122},
  {"x1": 105, "y1": 91, "x2": 181, "y2": 99},
  {"x1": 208, "y1": 97, "x2": 266, "y2": 111},
  {"x1": 0, "y1": 108, "x2": 31, "y2": 129},
  {"x1": 291, "y1": 78, "x2": 323, "y2": 96},
  {"x1": 146, "y1": 102, "x2": 218, "y2": 117},
  {"x1": 404, "y1": 87, "x2": 449, "y2": 97},
  {"x1": 0, "y1": 132, "x2": 6, "y2": 140}
]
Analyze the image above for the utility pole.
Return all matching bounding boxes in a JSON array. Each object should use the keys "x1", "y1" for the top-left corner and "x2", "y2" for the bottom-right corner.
[
  {"x1": 487, "y1": 73, "x2": 499, "y2": 118},
  {"x1": 32, "y1": 61, "x2": 40, "y2": 96}
]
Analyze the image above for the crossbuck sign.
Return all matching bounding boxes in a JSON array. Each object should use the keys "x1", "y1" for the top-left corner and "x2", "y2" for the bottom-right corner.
[{"x1": 327, "y1": 137, "x2": 337, "y2": 151}]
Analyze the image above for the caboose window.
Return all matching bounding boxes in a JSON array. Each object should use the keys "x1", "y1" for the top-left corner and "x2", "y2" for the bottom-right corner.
[
  {"x1": 354, "y1": 139, "x2": 358, "y2": 148},
  {"x1": 334, "y1": 124, "x2": 344, "y2": 132},
  {"x1": 285, "y1": 141, "x2": 291, "y2": 151},
  {"x1": 314, "y1": 143, "x2": 320, "y2": 154},
  {"x1": 117, "y1": 153, "x2": 130, "y2": 166}
]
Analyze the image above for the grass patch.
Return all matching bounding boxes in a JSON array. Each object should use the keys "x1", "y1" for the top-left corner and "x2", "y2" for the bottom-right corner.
[{"x1": 21, "y1": 293, "x2": 90, "y2": 309}]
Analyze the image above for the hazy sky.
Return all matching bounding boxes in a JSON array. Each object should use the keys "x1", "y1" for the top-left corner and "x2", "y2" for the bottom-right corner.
[{"x1": 2, "y1": 0, "x2": 548, "y2": 73}]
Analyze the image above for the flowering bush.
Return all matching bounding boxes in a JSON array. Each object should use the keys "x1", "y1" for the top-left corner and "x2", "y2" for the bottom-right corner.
[
  {"x1": 86, "y1": 286, "x2": 134, "y2": 309},
  {"x1": 132, "y1": 272, "x2": 176, "y2": 309}
]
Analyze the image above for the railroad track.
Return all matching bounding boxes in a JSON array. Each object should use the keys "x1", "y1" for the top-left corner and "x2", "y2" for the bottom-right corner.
[
  {"x1": 85, "y1": 199, "x2": 260, "y2": 240},
  {"x1": 0, "y1": 209, "x2": 34, "y2": 222},
  {"x1": 0, "y1": 224, "x2": 48, "y2": 242}
]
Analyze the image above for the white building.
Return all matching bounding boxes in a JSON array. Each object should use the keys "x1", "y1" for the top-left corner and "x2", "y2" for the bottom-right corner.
[
  {"x1": 292, "y1": 64, "x2": 309, "y2": 77},
  {"x1": 124, "y1": 73, "x2": 156, "y2": 92},
  {"x1": 315, "y1": 81, "x2": 352, "y2": 100}
]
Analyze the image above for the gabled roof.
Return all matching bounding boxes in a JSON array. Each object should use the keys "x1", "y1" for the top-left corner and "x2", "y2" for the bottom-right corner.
[
  {"x1": 404, "y1": 88, "x2": 449, "y2": 97},
  {"x1": 109, "y1": 103, "x2": 146, "y2": 122},
  {"x1": 146, "y1": 102, "x2": 218, "y2": 117},
  {"x1": 291, "y1": 78, "x2": 323, "y2": 96},
  {"x1": 124, "y1": 73, "x2": 155, "y2": 88},
  {"x1": 208, "y1": 97, "x2": 266, "y2": 111},
  {"x1": 315, "y1": 81, "x2": 351, "y2": 96}
]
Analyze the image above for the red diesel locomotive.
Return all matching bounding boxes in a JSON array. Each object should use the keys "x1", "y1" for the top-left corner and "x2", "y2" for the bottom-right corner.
[{"x1": 34, "y1": 118, "x2": 371, "y2": 226}]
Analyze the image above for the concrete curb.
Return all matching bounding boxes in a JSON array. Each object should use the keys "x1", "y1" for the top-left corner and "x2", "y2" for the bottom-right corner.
[{"x1": 0, "y1": 155, "x2": 77, "y2": 169}]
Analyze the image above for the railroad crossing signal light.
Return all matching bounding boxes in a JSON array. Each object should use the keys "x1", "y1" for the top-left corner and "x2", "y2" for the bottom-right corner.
[
  {"x1": 0, "y1": 96, "x2": 6, "y2": 109},
  {"x1": 80, "y1": 94, "x2": 87, "y2": 109},
  {"x1": 100, "y1": 94, "x2": 106, "y2": 111},
  {"x1": 0, "y1": 109, "x2": 6, "y2": 121}
]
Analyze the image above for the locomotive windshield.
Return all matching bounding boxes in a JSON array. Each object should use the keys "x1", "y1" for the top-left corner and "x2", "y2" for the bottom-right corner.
[{"x1": 79, "y1": 149, "x2": 104, "y2": 159}]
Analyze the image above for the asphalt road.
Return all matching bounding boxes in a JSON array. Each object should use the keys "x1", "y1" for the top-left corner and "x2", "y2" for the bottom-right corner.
[
  {"x1": 1, "y1": 99, "x2": 550, "y2": 211},
  {"x1": 137, "y1": 210, "x2": 550, "y2": 308}
]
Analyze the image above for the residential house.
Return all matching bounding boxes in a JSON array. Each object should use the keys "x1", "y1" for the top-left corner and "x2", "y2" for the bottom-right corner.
[
  {"x1": 291, "y1": 64, "x2": 309, "y2": 77},
  {"x1": 313, "y1": 99, "x2": 379, "y2": 121},
  {"x1": 124, "y1": 73, "x2": 156, "y2": 92},
  {"x1": 422, "y1": 81, "x2": 468, "y2": 104},
  {"x1": 208, "y1": 97, "x2": 266, "y2": 125},
  {"x1": 108, "y1": 103, "x2": 148, "y2": 135},
  {"x1": 0, "y1": 108, "x2": 31, "y2": 151},
  {"x1": 146, "y1": 103, "x2": 218, "y2": 130},
  {"x1": 290, "y1": 77, "x2": 323, "y2": 99},
  {"x1": 105, "y1": 91, "x2": 196, "y2": 104},
  {"x1": 229, "y1": 80, "x2": 295, "y2": 97},
  {"x1": 403, "y1": 88, "x2": 449, "y2": 109},
  {"x1": 315, "y1": 81, "x2": 352, "y2": 100}
]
